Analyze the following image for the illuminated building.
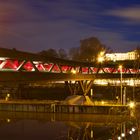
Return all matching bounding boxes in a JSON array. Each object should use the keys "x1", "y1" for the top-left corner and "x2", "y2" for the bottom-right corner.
[{"x1": 105, "y1": 50, "x2": 138, "y2": 61}]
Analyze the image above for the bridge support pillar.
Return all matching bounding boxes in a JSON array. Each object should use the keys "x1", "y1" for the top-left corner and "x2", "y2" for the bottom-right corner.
[{"x1": 65, "y1": 80, "x2": 94, "y2": 97}]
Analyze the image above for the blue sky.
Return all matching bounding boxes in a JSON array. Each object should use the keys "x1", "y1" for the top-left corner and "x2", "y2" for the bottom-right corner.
[{"x1": 0, "y1": 0, "x2": 139, "y2": 53}]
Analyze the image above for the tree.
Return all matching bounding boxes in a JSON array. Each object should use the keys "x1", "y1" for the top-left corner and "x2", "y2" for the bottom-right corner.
[
  {"x1": 58, "y1": 48, "x2": 68, "y2": 59},
  {"x1": 69, "y1": 37, "x2": 109, "y2": 62},
  {"x1": 69, "y1": 47, "x2": 80, "y2": 60},
  {"x1": 38, "y1": 48, "x2": 59, "y2": 58},
  {"x1": 79, "y1": 37, "x2": 106, "y2": 61}
]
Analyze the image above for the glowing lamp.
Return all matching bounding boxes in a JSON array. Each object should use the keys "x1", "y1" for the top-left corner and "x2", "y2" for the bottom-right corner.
[{"x1": 129, "y1": 101, "x2": 135, "y2": 109}]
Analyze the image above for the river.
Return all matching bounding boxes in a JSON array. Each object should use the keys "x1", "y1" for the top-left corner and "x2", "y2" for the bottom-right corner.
[{"x1": 0, "y1": 110, "x2": 139, "y2": 140}]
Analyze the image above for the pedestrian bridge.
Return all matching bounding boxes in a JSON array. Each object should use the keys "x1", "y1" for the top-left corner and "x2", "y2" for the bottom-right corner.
[
  {"x1": 0, "y1": 48, "x2": 139, "y2": 96},
  {"x1": 0, "y1": 48, "x2": 139, "y2": 82}
]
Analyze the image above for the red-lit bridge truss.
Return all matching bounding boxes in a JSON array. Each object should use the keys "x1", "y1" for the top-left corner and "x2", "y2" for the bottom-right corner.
[
  {"x1": 0, "y1": 48, "x2": 139, "y2": 96},
  {"x1": 0, "y1": 56, "x2": 139, "y2": 77}
]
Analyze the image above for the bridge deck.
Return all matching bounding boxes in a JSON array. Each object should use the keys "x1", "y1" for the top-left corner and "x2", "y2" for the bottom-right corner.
[
  {"x1": 0, "y1": 71, "x2": 137, "y2": 82},
  {"x1": 0, "y1": 48, "x2": 139, "y2": 82}
]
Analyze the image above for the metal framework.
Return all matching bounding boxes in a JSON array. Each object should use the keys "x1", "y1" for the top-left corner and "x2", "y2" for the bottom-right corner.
[
  {"x1": 0, "y1": 57, "x2": 139, "y2": 96},
  {"x1": 0, "y1": 47, "x2": 139, "y2": 96},
  {"x1": 0, "y1": 57, "x2": 139, "y2": 75}
]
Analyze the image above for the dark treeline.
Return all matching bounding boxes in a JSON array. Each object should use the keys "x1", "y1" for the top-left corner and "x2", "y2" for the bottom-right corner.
[
  {"x1": 9, "y1": 36, "x2": 139, "y2": 62},
  {"x1": 38, "y1": 37, "x2": 113, "y2": 62}
]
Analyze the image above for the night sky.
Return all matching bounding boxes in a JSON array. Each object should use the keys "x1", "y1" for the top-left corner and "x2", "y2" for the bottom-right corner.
[{"x1": 0, "y1": 0, "x2": 139, "y2": 53}]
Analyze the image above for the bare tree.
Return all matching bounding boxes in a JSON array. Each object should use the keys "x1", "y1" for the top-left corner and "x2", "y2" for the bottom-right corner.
[
  {"x1": 38, "y1": 48, "x2": 59, "y2": 58},
  {"x1": 69, "y1": 47, "x2": 80, "y2": 60},
  {"x1": 58, "y1": 48, "x2": 68, "y2": 59}
]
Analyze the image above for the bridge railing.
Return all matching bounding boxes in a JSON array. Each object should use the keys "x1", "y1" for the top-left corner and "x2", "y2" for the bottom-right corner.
[{"x1": 0, "y1": 57, "x2": 139, "y2": 75}]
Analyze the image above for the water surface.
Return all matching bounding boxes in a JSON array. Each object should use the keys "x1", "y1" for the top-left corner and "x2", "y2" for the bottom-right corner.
[{"x1": 0, "y1": 112, "x2": 139, "y2": 140}]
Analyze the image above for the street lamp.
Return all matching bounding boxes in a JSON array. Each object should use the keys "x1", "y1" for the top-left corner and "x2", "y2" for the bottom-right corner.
[
  {"x1": 129, "y1": 101, "x2": 135, "y2": 109},
  {"x1": 119, "y1": 65, "x2": 123, "y2": 104},
  {"x1": 97, "y1": 51, "x2": 105, "y2": 63},
  {"x1": 97, "y1": 56, "x2": 104, "y2": 63}
]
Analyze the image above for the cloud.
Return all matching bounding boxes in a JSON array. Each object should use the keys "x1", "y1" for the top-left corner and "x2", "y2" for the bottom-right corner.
[
  {"x1": 0, "y1": 0, "x2": 138, "y2": 53},
  {"x1": 84, "y1": 27, "x2": 138, "y2": 52},
  {"x1": 0, "y1": 0, "x2": 102, "y2": 52},
  {"x1": 0, "y1": 18, "x2": 137, "y2": 53},
  {"x1": 106, "y1": 5, "x2": 140, "y2": 23}
]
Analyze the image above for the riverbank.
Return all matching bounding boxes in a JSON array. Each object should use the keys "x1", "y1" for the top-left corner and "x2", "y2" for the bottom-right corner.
[{"x1": 0, "y1": 100, "x2": 130, "y2": 115}]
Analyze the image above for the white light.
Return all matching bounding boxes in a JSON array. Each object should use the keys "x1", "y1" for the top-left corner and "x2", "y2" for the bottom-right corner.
[
  {"x1": 7, "y1": 94, "x2": 10, "y2": 97},
  {"x1": 129, "y1": 79, "x2": 135, "y2": 86},
  {"x1": 91, "y1": 130, "x2": 93, "y2": 138},
  {"x1": 98, "y1": 57, "x2": 104, "y2": 63},
  {"x1": 129, "y1": 131, "x2": 132, "y2": 135},
  {"x1": 97, "y1": 51, "x2": 105, "y2": 63},
  {"x1": 100, "y1": 51, "x2": 105, "y2": 56},
  {"x1": 6, "y1": 118, "x2": 11, "y2": 123},
  {"x1": 121, "y1": 133, "x2": 125, "y2": 137},
  {"x1": 0, "y1": 57, "x2": 9, "y2": 60},
  {"x1": 118, "y1": 136, "x2": 121, "y2": 140},
  {"x1": 132, "y1": 127, "x2": 136, "y2": 132},
  {"x1": 101, "y1": 101, "x2": 105, "y2": 105},
  {"x1": 129, "y1": 101, "x2": 135, "y2": 109}
]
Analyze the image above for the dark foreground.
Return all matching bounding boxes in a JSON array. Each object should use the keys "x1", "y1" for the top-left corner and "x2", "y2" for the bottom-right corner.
[{"x1": 0, "y1": 111, "x2": 139, "y2": 140}]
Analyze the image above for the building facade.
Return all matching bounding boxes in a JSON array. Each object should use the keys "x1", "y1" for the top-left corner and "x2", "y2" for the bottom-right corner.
[{"x1": 105, "y1": 50, "x2": 138, "y2": 61}]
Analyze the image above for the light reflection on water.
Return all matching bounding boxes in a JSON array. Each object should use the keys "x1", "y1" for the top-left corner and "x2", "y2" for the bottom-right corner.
[{"x1": 0, "y1": 112, "x2": 139, "y2": 140}]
